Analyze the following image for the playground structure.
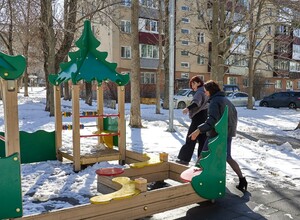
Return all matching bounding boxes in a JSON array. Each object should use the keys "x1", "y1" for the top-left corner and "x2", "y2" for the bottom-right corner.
[{"x1": 0, "y1": 20, "x2": 228, "y2": 220}]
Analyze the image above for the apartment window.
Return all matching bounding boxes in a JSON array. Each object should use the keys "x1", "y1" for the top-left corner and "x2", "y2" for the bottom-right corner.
[
  {"x1": 182, "y1": 17, "x2": 190, "y2": 23},
  {"x1": 290, "y1": 61, "x2": 300, "y2": 72},
  {"x1": 286, "y1": 80, "x2": 293, "y2": 90},
  {"x1": 197, "y1": 55, "x2": 205, "y2": 65},
  {"x1": 139, "y1": 0, "x2": 157, "y2": 9},
  {"x1": 181, "y1": 50, "x2": 189, "y2": 56},
  {"x1": 275, "y1": 59, "x2": 289, "y2": 70},
  {"x1": 181, "y1": 29, "x2": 190, "y2": 34},
  {"x1": 266, "y1": 26, "x2": 272, "y2": 35},
  {"x1": 141, "y1": 72, "x2": 156, "y2": 84},
  {"x1": 181, "y1": 5, "x2": 190, "y2": 11},
  {"x1": 243, "y1": 78, "x2": 249, "y2": 87},
  {"x1": 181, "y1": 72, "x2": 189, "y2": 78},
  {"x1": 181, "y1": 40, "x2": 189, "y2": 45},
  {"x1": 267, "y1": 8, "x2": 272, "y2": 16},
  {"x1": 277, "y1": 25, "x2": 289, "y2": 35},
  {"x1": 139, "y1": 18, "x2": 158, "y2": 33},
  {"x1": 275, "y1": 80, "x2": 282, "y2": 89},
  {"x1": 197, "y1": 32, "x2": 205, "y2": 43},
  {"x1": 227, "y1": 77, "x2": 237, "y2": 85},
  {"x1": 121, "y1": 46, "x2": 131, "y2": 59},
  {"x1": 297, "y1": 80, "x2": 300, "y2": 89},
  {"x1": 121, "y1": 0, "x2": 131, "y2": 6},
  {"x1": 140, "y1": 44, "x2": 158, "y2": 58},
  {"x1": 120, "y1": 20, "x2": 131, "y2": 33},
  {"x1": 181, "y1": 62, "x2": 190, "y2": 68},
  {"x1": 294, "y1": 29, "x2": 300, "y2": 38},
  {"x1": 267, "y1": 43, "x2": 272, "y2": 52}
]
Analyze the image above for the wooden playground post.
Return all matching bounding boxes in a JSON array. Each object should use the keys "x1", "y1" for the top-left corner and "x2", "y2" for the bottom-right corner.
[
  {"x1": 72, "y1": 85, "x2": 81, "y2": 171},
  {"x1": 97, "y1": 85, "x2": 104, "y2": 144},
  {"x1": 1, "y1": 79, "x2": 20, "y2": 157},
  {"x1": 118, "y1": 86, "x2": 126, "y2": 164},
  {"x1": 54, "y1": 85, "x2": 62, "y2": 161}
]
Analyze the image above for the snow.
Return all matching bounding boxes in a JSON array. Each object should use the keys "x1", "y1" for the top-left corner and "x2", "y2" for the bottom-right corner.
[{"x1": 0, "y1": 87, "x2": 300, "y2": 216}]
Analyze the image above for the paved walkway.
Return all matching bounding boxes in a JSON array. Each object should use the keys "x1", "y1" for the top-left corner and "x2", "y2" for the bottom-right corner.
[{"x1": 145, "y1": 181, "x2": 300, "y2": 220}]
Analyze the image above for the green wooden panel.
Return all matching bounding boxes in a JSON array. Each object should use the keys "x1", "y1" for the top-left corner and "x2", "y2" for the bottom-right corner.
[
  {"x1": 0, "y1": 153, "x2": 23, "y2": 219},
  {"x1": 0, "y1": 52, "x2": 26, "y2": 80},
  {"x1": 0, "y1": 131, "x2": 56, "y2": 163},
  {"x1": 0, "y1": 132, "x2": 4, "y2": 157},
  {"x1": 19, "y1": 130, "x2": 56, "y2": 163},
  {"x1": 192, "y1": 106, "x2": 228, "y2": 199},
  {"x1": 103, "y1": 117, "x2": 118, "y2": 146}
]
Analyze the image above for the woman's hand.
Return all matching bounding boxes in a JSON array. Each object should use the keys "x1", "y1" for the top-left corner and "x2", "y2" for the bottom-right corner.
[
  {"x1": 189, "y1": 129, "x2": 200, "y2": 141},
  {"x1": 182, "y1": 108, "x2": 189, "y2": 115}
]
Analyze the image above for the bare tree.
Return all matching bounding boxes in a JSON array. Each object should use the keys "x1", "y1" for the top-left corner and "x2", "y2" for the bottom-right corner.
[
  {"x1": 129, "y1": 0, "x2": 142, "y2": 127},
  {"x1": 156, "y1": 0, "x2": 164, "y2": 114}
]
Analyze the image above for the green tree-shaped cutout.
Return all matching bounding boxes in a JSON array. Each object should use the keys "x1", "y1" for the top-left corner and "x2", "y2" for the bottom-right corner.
[
  {"x1": 191, "y1": 106, "x2": 228, "y2": 199},
  {"x1": 49, "y1": 20, "x2": 129, "y2": 86},
  {"x1": 0, "y1": 52, "x2": 26, "y2": 80}
]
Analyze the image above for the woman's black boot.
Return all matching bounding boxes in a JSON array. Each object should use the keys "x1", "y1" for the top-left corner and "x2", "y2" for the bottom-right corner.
[{"x1": 236, "y1": 177, "x2": 247, "y2": 192}]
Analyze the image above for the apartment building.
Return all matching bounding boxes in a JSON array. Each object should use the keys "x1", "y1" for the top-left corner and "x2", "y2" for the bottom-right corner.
[{"x1": 94, "y1": 0, "x2": 300, "y2": 100}]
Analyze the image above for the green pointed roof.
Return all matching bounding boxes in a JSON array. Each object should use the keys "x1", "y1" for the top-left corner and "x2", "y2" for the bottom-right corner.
[
  {"x1": 49, "y1": 20, "x2": 129, "y2": 86},
  {"x1": 0, "y1": 52, "x2": 26, "y2": 80}
]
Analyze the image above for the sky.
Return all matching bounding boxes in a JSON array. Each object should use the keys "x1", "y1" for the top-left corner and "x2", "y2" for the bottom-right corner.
[{"x1": 0, "y1": 87, "x2": 300, "y2": 217}]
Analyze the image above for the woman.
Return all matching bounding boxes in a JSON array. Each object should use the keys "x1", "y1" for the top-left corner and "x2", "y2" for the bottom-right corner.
[
  {"x1": 189, "y1": 80, "x2": 248, "y2": 192},
  {"x1": 176, "y1": 76, "x2": 208, "y2": 165}
]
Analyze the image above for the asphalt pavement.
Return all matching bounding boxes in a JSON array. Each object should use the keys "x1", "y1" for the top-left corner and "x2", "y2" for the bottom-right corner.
[{"x1": 144, "y1": 181, "x2": 300, "y2": 220}]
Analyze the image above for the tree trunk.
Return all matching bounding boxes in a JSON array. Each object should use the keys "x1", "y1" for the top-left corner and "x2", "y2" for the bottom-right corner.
[
  {"x1": 85, "y1": 82, "x2": 93, "y2": 106},
  {"x1": 129, "y1": 0, "x2": 142, "y2": 127},
  {"x1": 156, "y1": 0, "x2": 163, "y2": 114},
  {"x1": 40, "y1": 0, "x2": 56, "y2": 116},
  {"x1": 163, "y1": 0, "x2": 170, "y2": 109}
]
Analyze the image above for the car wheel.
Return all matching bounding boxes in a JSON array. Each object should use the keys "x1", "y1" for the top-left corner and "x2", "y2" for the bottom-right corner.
[
  {"x1": 288, "y1": 102, "x2": 296, "y2": 109},
  {"x1": 261, "y1": 101, "x2": 268, "y2": 107},
  {"x1": 177, "y1": 101, "x2": 186, "y2": 109}
]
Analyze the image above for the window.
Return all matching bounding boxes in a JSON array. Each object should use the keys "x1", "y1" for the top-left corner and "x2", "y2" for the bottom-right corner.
[
  {"x1": 197, "y1": 55, "x2": 205, "y2": 65},
  {"x1": 227, "y1": 77, "x2": 237, "y2": 85},
  {"x1": 294, "y1": 29, "x2": 300, "y2": 38},
  {"x1": 197, "y1": 32, "x2": 205, "y2": 43},
  {"x1": 140, "y1": 44, "x2": 159, "y2": 58},
  {"x1": 181, "y1": 40, "x2": 189, "y2": 45},
  {"x1": 181, "y1": 29, "x2": 190, "y2": 34},
  {"x1": 139, "y1": 0, "x2": 157, "y2": 9},
  {"x1": 181, "y1": 72, "x2": 189, "y2": 78},
  {"x1": 139, "y1": 18, "x2": 158, "y2": 33},
  {"x1": 297, "y1": 80, "x2": 300, "y2": 89},
  {"x1": 267, "y1": 43, "x2": 272, "y2": 52},
  {"x1": 181, "y1": 62, "x2": 189, "y2": 68},
  {"x1": 243, "y1": 78, "x2": 249, "y2": 87},
  {"x1": 267, "y1": 8, "x2": 272, "y2": 16},
  {"x1": 120, "y1": 20, "x2": 131, "y2": 33},
  {"x1": 121, "y1": 46, "x2": 131, "y2": 59},
  {"x1": 182, "y1": 17, "x2": 190, "y2": 23},
  {"x1": 275, "y1": 80, "x2": 282, "y2": 89},
  {"x1": 267, "y1": 26, "x2": 272, "y2": 35},
  {"x1": 141, "y1": 72, "x2": 156, "y2": 84},
  {"x1": 181, "y1": 5, "x2": 190, "y2": 11},
  {"x1": 286, "y1": 80, "x2": 293, "y2": 90},
  {"x1": 181, "y1": 50, "x2": 189, "y2": 56},
  {"x1": 121, "y1": 0, "x2": 131, "y2": 6}
]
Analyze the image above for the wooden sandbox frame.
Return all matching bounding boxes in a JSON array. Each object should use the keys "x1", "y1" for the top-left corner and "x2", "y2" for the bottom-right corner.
[{"x1": 17, "y1": 153, "x2": 208, "y2": 220}]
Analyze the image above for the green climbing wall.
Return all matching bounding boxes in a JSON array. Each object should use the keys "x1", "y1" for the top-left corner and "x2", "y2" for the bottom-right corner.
[{"x1": 192, "y1": 106, "x2": 228, "y2": 199}]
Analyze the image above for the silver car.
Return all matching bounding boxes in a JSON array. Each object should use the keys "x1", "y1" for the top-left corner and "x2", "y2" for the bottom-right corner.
[{"x1": 227, "y1": 92, "x2": 255, "y2": 107}]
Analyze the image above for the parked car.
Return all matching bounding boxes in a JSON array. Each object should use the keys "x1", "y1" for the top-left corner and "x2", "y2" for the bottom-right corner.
[
  {"x1": 226, "y1": 92, "x2": 255, "y2": 107},
  {"x1": 173, "y1": 89, "x2": 195, "y2": 109},
  {"x1": 259, "y1": 91, "x2": 300, "y2": 109},
  {"x1": 223, "y1": 84, "x2": 240, "y2": 95}
]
